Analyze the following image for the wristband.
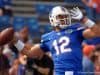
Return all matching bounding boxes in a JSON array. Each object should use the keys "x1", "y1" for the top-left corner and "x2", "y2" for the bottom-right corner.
[
  {"x1": 14, "y1": 40, "x2": 25, "y2": 52},
  {"x1": 84, "y1": 19, "x2": 95, "y2": 28}
]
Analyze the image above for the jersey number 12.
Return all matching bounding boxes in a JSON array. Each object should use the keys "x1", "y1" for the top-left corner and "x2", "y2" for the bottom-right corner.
[{"x1": 53, "y1": 36, "x2": 72, "y2": 55}]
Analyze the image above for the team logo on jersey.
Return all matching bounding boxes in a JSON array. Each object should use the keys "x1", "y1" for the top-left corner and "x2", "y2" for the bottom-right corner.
[
  {"x1": 57, "y1": 32, "x2": 61, "y2": 35},
  {"x1": 65, "y1": 29, "x2": 73, "y2": 34}
]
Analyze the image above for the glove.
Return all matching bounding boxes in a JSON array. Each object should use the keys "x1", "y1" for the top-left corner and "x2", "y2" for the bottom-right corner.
[{"x1": 70, "y1": 7, "x2": 83, "y2": 21}]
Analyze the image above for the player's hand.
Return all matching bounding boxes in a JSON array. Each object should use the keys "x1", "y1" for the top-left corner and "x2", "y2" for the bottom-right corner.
[{"x1": 70, "y1": 7, "x2": 83, "y2": 21}]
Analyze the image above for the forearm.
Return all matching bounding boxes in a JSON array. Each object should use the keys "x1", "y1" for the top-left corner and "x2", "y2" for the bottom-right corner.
[
  {"x1": 90, "y1": 25, "x2": 100, "y2": 37},
  {"x1": 28, "y1": 44, "x2": 44, "y2": 58},
  {"x1": 38, "y1": 67, "x2": 50, "y2": 75},
  {"x1": 81, "y1": 17, "x2": 100, "y2": 37},
  {"x1": 14, "y1": 41, "x2": 44, "y2": 59},
  {"x1": 34, "y1": 66, "x2": 50, "y2": 75}
]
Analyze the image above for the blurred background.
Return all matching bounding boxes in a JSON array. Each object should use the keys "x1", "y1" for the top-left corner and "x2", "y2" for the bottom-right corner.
[
  {"x1": 0, "y1": 0, "x2": 99, "y2": 42},
  {"x1": 0, "y1": 0, "x2": 100, "y2": 75}
]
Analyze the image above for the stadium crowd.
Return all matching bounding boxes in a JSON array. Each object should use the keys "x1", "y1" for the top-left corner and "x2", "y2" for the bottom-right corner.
[{"x1": 0, "y1": 0, "x2": 100, "y2": 75}]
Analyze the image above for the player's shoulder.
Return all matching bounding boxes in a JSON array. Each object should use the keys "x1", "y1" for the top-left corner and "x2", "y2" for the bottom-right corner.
[
  {"x1": 71, "y1": 23, "x2": 82, "y2": 28},
  {"x1": 42, "y1": 31, "x2": 54, "y2": 39},
  {"x1": 41, "y1": 31, "x2": 54, "y2": 42}
]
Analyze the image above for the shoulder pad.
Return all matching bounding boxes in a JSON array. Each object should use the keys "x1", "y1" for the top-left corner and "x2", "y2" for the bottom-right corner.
[{"x1": 41, "y1": 31, "x2": 53, "y2": 43}]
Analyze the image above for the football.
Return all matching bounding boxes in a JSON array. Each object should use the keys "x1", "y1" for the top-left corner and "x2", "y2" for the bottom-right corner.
[{"x1": 0, "y1": 27, "x2": 14, "y2": 46}]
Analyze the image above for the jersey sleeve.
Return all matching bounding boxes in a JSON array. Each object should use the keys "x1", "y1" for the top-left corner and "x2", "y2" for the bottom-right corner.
[
  {"x1": 77, "y1": 26, "x2": 85, "y2": 38},
  {"x1": 78, "y1": 27, "x2": 85, "y2": 39},
  {"x1": 40, "y1": 34, "x2": 50, "y2": 52},
  {"x1": 75, "y1": 23, "x2": 86, "y2": 40}
]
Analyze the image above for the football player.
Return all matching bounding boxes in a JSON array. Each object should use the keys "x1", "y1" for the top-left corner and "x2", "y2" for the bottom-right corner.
[{"x1": 14, "y1": 6, "x2": 100, "y2": 75}]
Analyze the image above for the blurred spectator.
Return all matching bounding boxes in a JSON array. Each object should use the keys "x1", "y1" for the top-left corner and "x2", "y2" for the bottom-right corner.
[
  {"x1": 0, "y1": 8, "x2": 4, "y2": 16},
  {"x1": 8, "y1": 26, "x2": 32, "y2": 59},
  {"x1": 3, "y1": 0, "x2": 13, "y2": 16},
  {"x1": 3, "y1": 45, "x2": 16, "y2": 66},
  {"x1": 0, "y1": 46, "x2": 10, "y2": 75},
  {"x1": 9, "y1": 26, "x2": 33, "y2": 75},
  {"x1": 18, "y1": 53, "x2": 27, "y2": 75},
  {"x1": 8, "y1": 43, "x2": 19, "y2": 59},
  {"x1": 0, "y1": 0, "x2": 4, "y2": 8},
  {"x1": 0, "y1": 0, "x2": 12, "y2": 16},
  {"x1": 91, "y1": 47, "x2": 100, "y2": 75},
  {"x1": 18, "y1": 26, "x2": 32, "y2": 44},
  {"x1": 9, "y1": 53, "x2": 27, "y2": 75},
  {"x1": 83, "y1": 45, "x2": 95, "y2": 75},
  {"x1": 9, "y1": 59, "x2": 19, "y2": 75},
  {"x1": 82, "y1": 0, "x2": 100, "y2": 21}
]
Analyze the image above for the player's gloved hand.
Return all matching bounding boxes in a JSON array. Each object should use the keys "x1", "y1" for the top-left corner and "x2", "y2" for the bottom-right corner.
[{"x1": 70, "y1": 7, "x2": 83, "y2": 21}]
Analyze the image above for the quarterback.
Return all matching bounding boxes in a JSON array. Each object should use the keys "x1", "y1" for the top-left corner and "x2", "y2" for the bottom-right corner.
[{"x1": 14, "y1": 6, "x2": 100, "y2": 75}]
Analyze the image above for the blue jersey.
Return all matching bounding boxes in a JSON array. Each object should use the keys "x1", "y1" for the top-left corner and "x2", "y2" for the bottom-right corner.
[{"x1": 40, "y1": 24, "x2": 85, "y2": 75}]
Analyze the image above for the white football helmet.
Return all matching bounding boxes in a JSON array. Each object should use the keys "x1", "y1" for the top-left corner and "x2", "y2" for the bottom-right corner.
[{"x1": 49, "y1": 6, "x2": 71, "y2": 29}]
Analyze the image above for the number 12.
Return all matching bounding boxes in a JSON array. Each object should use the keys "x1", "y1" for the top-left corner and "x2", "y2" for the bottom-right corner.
[{"x1": 53, "y1": 36, "x2": 72, "y2": 55}]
